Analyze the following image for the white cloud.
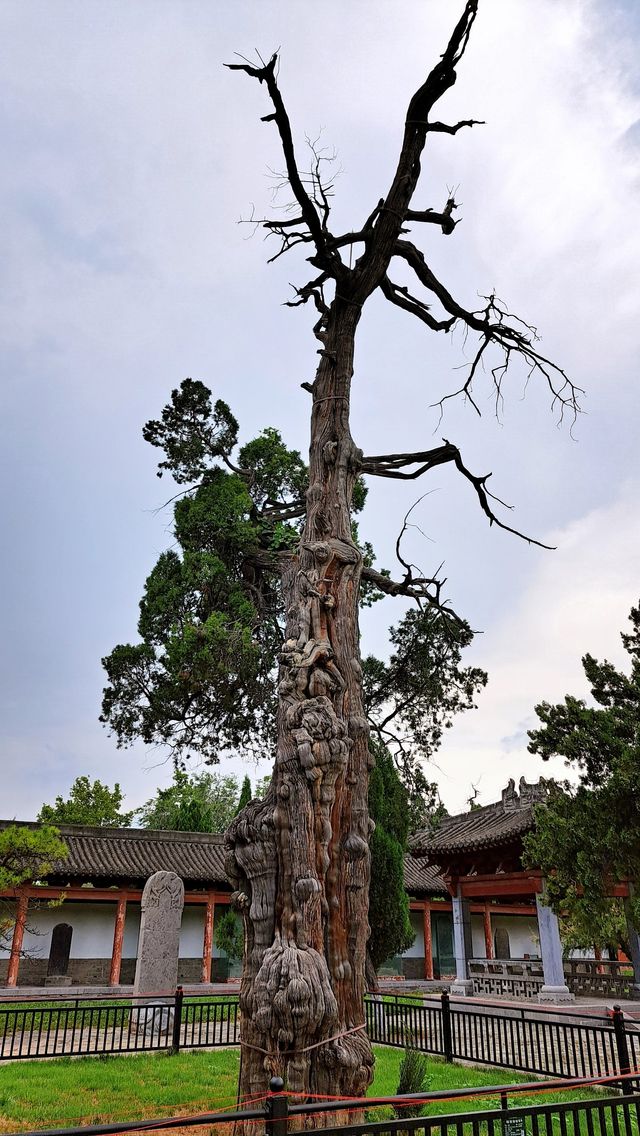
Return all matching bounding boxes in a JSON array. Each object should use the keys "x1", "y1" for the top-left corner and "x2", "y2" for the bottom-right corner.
[
  {"x1": 434, "y1": 480, "x2": 640, "y2": 812},
  {"x1": 1, "y1": 0, "x2": 640, "y2": 819}
]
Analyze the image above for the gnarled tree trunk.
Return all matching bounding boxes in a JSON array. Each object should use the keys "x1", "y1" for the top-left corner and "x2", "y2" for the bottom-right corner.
[{"x1": 226, "y1": 302, "x2": 375, "y2": 1100}]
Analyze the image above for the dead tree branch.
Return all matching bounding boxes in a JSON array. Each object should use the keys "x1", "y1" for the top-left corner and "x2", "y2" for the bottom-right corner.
[{"x1": 361, "y1": 441, "x2": 554, "y2": 548}]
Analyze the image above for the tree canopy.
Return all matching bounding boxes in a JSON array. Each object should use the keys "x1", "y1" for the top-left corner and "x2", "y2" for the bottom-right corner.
[
  {"x1": 37, "y1": 777, "x2": 134, "y2": 828},
  {"x1": 136, "y1": 769, "x2": 244, "y2": 833},
  {"x1": 101, "y1": 379, "x2": 487, "y2": 788},
  {"x1": 525, "y1": 603, "x2": 640, "y2": 934},
  {"x1": 0, "y1": 825, "x2": 67, "y2": 890}
]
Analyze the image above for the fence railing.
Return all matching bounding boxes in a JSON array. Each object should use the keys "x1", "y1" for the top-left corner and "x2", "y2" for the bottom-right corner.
[
  {"x1": 467, "y1": 958, "x2": 544, "y2": 1001},
  {"x1": 14, "y1": 1074, "x2": 640, "y2": 1136},
  {"x1": 467, "y1": 956, "x2": 639, "y2": 1001},
  {"x1": 564, "y1": 958, "x2": 638, "y2": 999},
  {"x1": 2, "y1": 987, "x2": 639, "y2": 1088},
  {"x1": 0, "y1": 989, "x2": 239, "y2": 1060},
  {"x1": 365, "y1": 992, "x2": 640, "y2": 1083}
]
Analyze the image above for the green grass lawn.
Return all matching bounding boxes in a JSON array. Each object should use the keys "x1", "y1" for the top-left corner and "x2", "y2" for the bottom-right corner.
[
  {"x1": 0, "y1": 1046, "x2": 615, "y2": 1134},
  {"x1": 368, "y1": 1048, "x2": 612, "y2": 1117}
]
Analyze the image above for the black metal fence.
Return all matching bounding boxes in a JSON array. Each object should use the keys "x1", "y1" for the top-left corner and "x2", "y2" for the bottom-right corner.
[
  {"x1": 14, "y1": 1074, "x2": 640, "y2": 1136},
  {"x1": 0, "y1": 989, "x2": 239, "y2": 1060},
  {"x1": 365, "y1": 993, "x2": 640, "y2": 1083},
  {"x1": 2, "y1": 988, "x2": 639, "y2": 1088}
]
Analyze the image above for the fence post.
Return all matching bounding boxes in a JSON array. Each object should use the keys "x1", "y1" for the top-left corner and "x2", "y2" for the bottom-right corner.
[
  {"x1": 441, "y1": 991, "x2": 453, "y2": 1062},
  {"x1": 266, "y1": 1076, "x2": 288, "y2": 1136},
  {"x1": 171, "y1": 985, "x2": 184, "y2": 1055},
  {"x1": 612, "y1": 1004, "x2": 632, "y2": 1094}
]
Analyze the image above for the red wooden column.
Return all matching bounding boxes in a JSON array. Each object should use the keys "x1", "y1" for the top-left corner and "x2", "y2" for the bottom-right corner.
[
  {"x1": 423, "y1": 902, "x2": 434, "y2": 979},
  {"x1": 109, "y1": 894, "x2": 127, "y2": 986},
  {"x1": 201, "y1": 893, "x2": 214, "y2": 984},
  {"x1": 483, "y1": 902, "x2": 494, "y2": 959},
  {"x1": 7, "y1": 891, "x2": 28, "y2": 987}
]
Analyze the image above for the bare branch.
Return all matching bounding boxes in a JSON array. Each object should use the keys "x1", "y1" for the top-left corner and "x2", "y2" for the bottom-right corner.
[
  {"x1": 386, "y1": 240, "x2": 583, "y2": 425},
  {"x1": 380, "y1": 275, "x2": 455, "y2": 331},
  {"x1": 426, "y1": 119, "x2": 484, "y2": 134},
  {"x1": 259, "y1": 500, "x2": 306, "y2": 521},
  {"x1": 395, "y1": 494, "x2": 433, "y2": 581},
  {"x1": 352, "y1": 0, "x2": 479, "y2": 297},
  {"x1": 226, "y1": 53, "x2": 346, "y2": 278},
  {"x1": 361, "y1": 440, "x2": 555, "y2": 549},
  {"x1": 361, "y1": 564, "x2": 461, "y2": 621},
  {"x1": 406, "y1": 196, "x2": 459, "y2": 235}
]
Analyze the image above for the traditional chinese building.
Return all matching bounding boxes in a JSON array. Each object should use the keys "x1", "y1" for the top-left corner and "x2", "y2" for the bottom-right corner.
[
  {"x1": 4, "y1": 779, "x2": 637, "y2": 997},
  {"x1": 0, "y1": 820, "x2": 461, "y2": 988},
  {"x1": 411, "y1": 777, "x2": 640, "y2": 1002}
]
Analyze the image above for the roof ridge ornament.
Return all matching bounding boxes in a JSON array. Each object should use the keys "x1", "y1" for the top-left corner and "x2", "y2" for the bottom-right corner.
[
  {"x1": 518, "y1": 775, "x2": 549, "y2": 807},
  {"x1": 501, "y1": 776, "x2": 548, "y2": 812},
  {"x1": 501, "y1": 778, "x2": 519, "y2": 811}
]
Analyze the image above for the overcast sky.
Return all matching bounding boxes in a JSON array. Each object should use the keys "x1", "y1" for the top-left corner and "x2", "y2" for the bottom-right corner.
[{"x1": 1, "y1": 0, "x2": 639, "y2": 821}]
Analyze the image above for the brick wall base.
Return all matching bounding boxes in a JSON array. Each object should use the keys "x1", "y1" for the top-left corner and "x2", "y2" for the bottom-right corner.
[
  {"x1": 401, "y1": 957, "x2": 426, "y2": 980},
  {"x1": 2, "y1": 955, "x2": 402, "y2": 987},
  {"x1": 0, "y1": 958, "x2": 214, "y2": 988}
]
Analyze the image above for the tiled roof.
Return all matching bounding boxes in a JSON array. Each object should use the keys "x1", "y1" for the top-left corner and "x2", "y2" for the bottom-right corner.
[
  {"x1": 1, "y1": 821, "x2": 228, "y2": 887},
  {"x1": 403, "y1": 856, "x2": 447, "y2": 895},
  {"x1": 0, "y1": 821, "x2": 446, "y2": 895},
  {"x1": 411, "y1": 778, "x2": 547, "y2": 858}
]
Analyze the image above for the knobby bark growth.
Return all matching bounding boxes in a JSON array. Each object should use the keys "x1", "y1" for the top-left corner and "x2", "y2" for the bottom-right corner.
[{"x1": 223, "y1": 1, "x2": 580, "y2": 1103}]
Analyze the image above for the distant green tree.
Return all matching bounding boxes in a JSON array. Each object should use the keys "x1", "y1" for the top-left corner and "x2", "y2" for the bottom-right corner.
[
  {"x1": 560, "y1": 900, "x2": 628, "y2": 957},
  {"x1": 236, "y1": 775, "x2": 252, "y2": 813},
  {"x1": 137, "y1": 769, "x2": 240, "y2": 833},
  {"x1": 215, "y1": 909, "x2": 243, "y2": 963},
  {"x1": 253, "y1": 774, "x2": 273, "y2": 799},
  {"x1": 525, "y1": 603, "x2": 640, "y2": 938},
  {"x1": 368, "y1": 742, "x2": 415, "y2": 972},
  {"x1": 38, "y1": 777, "x2": 134, "y2": 827},
  {"x1": 0, "y1": 825, "x2": 68, "y2": 952}
]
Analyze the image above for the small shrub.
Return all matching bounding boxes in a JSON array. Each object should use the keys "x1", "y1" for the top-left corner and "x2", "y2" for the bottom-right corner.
[{"x1": 393, "y1": 1046, "x2": 430, "y2": 1119}]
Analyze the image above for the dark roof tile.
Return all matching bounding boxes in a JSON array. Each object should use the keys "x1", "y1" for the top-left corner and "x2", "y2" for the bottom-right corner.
[
  {"x1": 0, "y1": 821, "x2": 445, "y2": 895},
  {"x1": 411, "y1": 778, "x2": 547, "y2": 858}
]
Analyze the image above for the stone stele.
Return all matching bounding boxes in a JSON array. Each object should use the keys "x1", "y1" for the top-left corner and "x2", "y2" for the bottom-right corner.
[{"x1": 133, "y1": 871, "x2": 185, "y2": 1036}]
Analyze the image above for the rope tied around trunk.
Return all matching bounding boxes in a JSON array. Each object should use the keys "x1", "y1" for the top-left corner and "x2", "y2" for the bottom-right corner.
[{"x1": 240, "y1": 1021, "x2": 366, "y2": 1057}]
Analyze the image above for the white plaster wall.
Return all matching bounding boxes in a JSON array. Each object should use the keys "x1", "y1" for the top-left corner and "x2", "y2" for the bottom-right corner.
[
  {"x1": 179, "y1": 906, "x2": 205, "y2": 956},
  {"x1": 470, "y1": 913, "x2": 539, "y2": 959},
  {"x1": 122, "y1": 909, "x2": 141, "y2": 959},
  {"x1": 470, "y1": 914, "x2": 486, "y2": 958},
  {"x1": 402, "y1": 911, "x2": 424, "y2": 958},
  {"x1": 4, "y1": 899, "x2": 237, "y2": 965},
  {"x1": 17, "y1": 903, "x2": 120, "y2": 960}
]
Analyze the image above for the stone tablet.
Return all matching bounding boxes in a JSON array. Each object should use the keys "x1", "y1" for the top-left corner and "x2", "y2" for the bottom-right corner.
[{"x1": 132, "y1": 871, "x2": 184, "y2": 1035}]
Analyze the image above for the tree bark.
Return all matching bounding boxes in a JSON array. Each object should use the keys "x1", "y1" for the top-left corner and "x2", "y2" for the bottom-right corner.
[{"x1": 226, "y1": 300, "x2": 374, "y2": 1101}]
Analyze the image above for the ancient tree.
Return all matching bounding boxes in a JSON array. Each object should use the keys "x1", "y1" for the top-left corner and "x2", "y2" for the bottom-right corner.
[
  {"x1": 222, "y1": 0, "x2": 579, "y2": 1102},
  {"x1": 525, "y1": 602, "x2": 640, "y2": 943}
]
